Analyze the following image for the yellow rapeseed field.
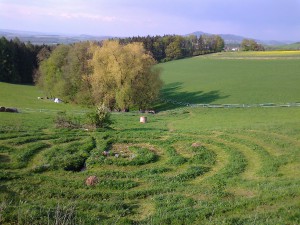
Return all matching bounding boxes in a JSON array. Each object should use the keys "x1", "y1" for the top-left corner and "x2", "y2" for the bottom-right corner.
[
  {"x1": 247, "y1": 50, "x2": 300, "y2": 56},
  {"x1": 206, "y1": 50, "x2": 300, "y2": 59}
]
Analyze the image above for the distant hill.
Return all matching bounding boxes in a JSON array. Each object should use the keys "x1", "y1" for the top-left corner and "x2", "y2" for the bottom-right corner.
[
  {"x1": 266, "y1": 42, "x2": 300, "y2": 50},
  {"x1": 1, "y1": 28, "x2": 296, "y2": 47},
  {"x1": 186, "y1": 31, "x2": 293, "y2": 46},
  {"x1": 0, "y1": 29, "x2": 112, "y2": 45}
]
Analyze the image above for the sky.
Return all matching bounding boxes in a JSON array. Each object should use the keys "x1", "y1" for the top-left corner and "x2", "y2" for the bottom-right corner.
[{"x1": 1, "y1": 0, "x2": 300, "y2": 41}]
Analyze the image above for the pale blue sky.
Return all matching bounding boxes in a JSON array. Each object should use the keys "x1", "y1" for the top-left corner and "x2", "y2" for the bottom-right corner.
[{"x1": 1, "y1": 0, "x2": 300, "y2": 41}]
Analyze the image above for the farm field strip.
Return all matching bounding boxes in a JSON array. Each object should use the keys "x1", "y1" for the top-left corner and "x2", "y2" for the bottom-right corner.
[{"x1": 203, "y1": 50, "x2": 300, "y2": 59}]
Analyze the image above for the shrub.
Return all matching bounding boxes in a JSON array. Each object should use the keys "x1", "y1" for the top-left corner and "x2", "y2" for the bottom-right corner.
[
  {"x1": 54, "y1": 111, "x2": 81, "y2": 129},
  {"x1": 85, "y1": 104, "x2": 112, "y2": 128}
]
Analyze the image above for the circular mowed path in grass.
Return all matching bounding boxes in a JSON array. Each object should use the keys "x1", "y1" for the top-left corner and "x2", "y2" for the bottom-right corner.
[{"x1": 0, "y1": 125, "x2": 299, "y2": 224}]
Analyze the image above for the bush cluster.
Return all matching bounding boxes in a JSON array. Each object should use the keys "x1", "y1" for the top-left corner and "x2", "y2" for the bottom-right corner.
[
  {"x1": 85, "y1": 104, "x2": 113, "y2": 128},
  {"x1": 55, "y1": 106, "x2": 112, "y2": 130},
  {"x1": 54, "y1": 111, "x2": 81, "y2": 129}
]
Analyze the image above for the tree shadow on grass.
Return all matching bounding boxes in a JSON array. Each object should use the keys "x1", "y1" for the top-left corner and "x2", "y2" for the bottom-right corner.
[{"x1": 156, "y1": 82, "x2": 229, "y2": 111}]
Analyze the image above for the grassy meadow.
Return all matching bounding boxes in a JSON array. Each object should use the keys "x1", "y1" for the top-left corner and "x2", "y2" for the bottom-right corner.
[
  {"x1": 160, "y1": 51, "x2": 300, "y2": 105},
  {"x1": 0, "y1": 51, "x2": 300, "y2": 224},
  {"x1": 0, "y1": 82, "x2": 86, "y2": 111}
]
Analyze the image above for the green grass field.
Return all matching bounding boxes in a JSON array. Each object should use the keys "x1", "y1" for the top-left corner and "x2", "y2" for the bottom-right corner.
[
  {"x1": 268, "y1": 43, "x2": 300, "y2": 51},
  {"x1": 0, "y1": 82, "x2": 85, "y2": 111},
  {"x1": 160, "y1": 51, "x2": 300, "y2": 105},
  {"x1": 0, "y1": 51, "x2": 300, "y2": 224}
]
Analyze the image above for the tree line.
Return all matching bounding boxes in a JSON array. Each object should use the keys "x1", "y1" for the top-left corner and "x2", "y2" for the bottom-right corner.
[
  {"x1": 36, "y1": 35, "x2": 225, "y2": 111},
  {"x1": 0, "y1": 37, "x2": 50, "y2": 83},
  {"x1": 0, "y1": 34, "x2": 225, "y2": 85},
  {"x1": 118, "y1": 34, "x2": 225, "y2": 62},
  {"x1": 37, "y1": 41, "x2": 163, "y2": 111}
]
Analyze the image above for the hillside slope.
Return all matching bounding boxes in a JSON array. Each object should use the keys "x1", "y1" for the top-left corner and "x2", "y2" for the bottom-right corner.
[{"x1": 159, "y1": 51, "x2": 300, "y2": 105}]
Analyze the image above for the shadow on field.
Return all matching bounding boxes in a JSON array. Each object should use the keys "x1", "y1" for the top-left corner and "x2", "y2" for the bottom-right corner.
[
  {"x1": 157, "y1": 82, "x2": 229, "y2": 110},
  {"x1": 0, "y1": 185, "x2": 18, "y2": 198},
  {"x1": 0, "y1": 154, "x2": 10, "y2": 163}
]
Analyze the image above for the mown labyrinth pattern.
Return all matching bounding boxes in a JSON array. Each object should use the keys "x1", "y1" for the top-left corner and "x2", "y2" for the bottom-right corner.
[{"x1": 0, "y1": 128, "x2": 299, "y2": 224}]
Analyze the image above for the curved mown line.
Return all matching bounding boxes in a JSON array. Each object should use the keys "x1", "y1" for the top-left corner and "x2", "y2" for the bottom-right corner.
[
  {"x1": 243, "y1": 131, "x2": 300, "y2": 179},
  {"x1": 207, "y1": 194, "x2": 300, "y2": 224},
  {"x1": 188, "y1": 137, "x2": 248, "y2": 184},
  {"x1": 27, "y1": 142, "x2": 56, "y2": 170},
  {"x1": 28, "y1": 134, "x2": 92, "y2": 172},
  {"x1": 173, "y1": 141, "x2": 197, "y2": 159},
  {"x1": 216, "y1": 139, "x2": 247, "y2": 176},
  {"x1": 0, "y1": 132, "x2": 35, "y2": 140},
  {"x1": 87, "y1": 141, "x2": 168, "y2": 173},
  {"x1": 249, "y1": 130, "x2": 300, "y2": 147},
  {"x1": 230, "y1": 133, "x2": 283, "y2": 156},
  {"x1": 216, "y1": 135, "x2": 262, "y2": 180},
  {"x1": 2, "y1": 133, "x2": 63, "y2": 146},
  {"x1": 2, "y1": 127, "x2": 298, "y2": 224},
  {"x1": 221, "y1": 134, "x2": 284, "y2": 177},
  {"x1": 190, "y1": 142, "x2": 229, "y2": 184},
  {"x1": 234, "y1": 132, "x2": 284, "y2": 156}
]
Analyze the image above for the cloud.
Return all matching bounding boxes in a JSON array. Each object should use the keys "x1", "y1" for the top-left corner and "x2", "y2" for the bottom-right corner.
[
  {"x1": 0, "y1": 1, "x2": 117, "y2": 21},
  {"x1": 59, "y1": 13, "x2": 117, "y2": 22},
  {"x1": 0, "y1": 0, "x2": 299, "y2": 40}
]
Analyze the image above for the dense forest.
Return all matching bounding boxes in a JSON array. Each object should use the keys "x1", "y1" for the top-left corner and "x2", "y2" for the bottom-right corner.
[
  {"x1": 118, "y1": 34, "x2": 225, "y2": 62},
  {"x1": 0, "y1": 37, "x2": 51, "y2": 84}
]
